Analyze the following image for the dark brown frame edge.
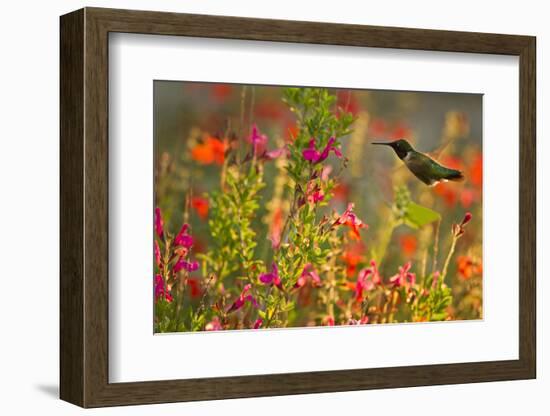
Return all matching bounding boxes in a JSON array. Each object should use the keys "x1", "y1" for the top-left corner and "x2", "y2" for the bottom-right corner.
[{"x1": 60, "y1": 7, "x2": 536, "y2": 408}]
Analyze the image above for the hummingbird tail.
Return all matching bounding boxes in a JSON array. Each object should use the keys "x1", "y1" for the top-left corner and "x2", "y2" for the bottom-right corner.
[{"x1": 445, "y1": 169, "x2": 465, "y2": 182}]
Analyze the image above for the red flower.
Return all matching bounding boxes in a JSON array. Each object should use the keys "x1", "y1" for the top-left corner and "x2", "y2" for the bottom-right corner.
[
  {"x1": 452, "y1": 212, "x2": 472, "y2": 237},
  {"x1": 186, "y1": 278, "x2": 201, "y2": 298},
  {"x1": 191, "y1": 197, "x2": 209, "y2": 220}
]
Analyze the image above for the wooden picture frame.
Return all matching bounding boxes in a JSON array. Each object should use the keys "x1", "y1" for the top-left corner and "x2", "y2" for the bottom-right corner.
[{"x1": 60, "y1": 7, "x2": 536, "y2": 408}]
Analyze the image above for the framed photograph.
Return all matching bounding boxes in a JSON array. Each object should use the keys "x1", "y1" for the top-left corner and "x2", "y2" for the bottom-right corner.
[{"x1": 60, "y1": 7, "x2": 536, "y2": 408}]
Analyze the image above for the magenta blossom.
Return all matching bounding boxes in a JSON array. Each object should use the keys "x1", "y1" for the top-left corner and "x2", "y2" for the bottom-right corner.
[
  {"x1": 205, "y1": 316, "x2": 223, "y2": 331},
  {"x1": 294, "y1": 263, "x2": 321, "y2": 288},
  {"x1": 154, "y1": 240, "x2": 161, "y2": 267},
  {"x1": 389, "y1": 262, "x2": 416, "y2": 288},
  {"x1": 249, "y1": 124, "x2": 268, "y2": 156},
  {"x1": 253, "y1": 318, "x2": 263, "y2": 329},
  {"x1": 154, "y1": 274, "x2": 173, "y2": 303},
  {"x1": 302, "y1": 137, "x2": 342, "y2": 164},
  {"x1": 173, "y1": 258, "x2": 199, "y2": 273},
  {"x1": 174, "y1": 223, "x2": 194, "y2": 248},
  {"x1": 227, "y1": 283, "x2": 259, "y2": 313},
  {"x1": 259, "y1": 263, "x2": 284, "y2": 291},
  {"x1": 154, "y1": 207, "x2": 164, "y2": 240}
]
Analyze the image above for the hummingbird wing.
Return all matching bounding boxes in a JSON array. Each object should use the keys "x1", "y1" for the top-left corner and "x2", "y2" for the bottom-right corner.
[{"x1": 405, "y1": 152, "x2": 464, "y2": 186}]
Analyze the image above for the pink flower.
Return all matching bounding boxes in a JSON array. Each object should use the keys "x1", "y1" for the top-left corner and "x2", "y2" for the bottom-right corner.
[
  {"x1": 253, "y1": 318, "x2": 263, "y2": 329},
  {"x1": 294, "y1": 264, "x2": 321, "y2": 288},
  {"x1": 248, "y1": 124, "x2": 288, "y2": 161},
  {"x1": 264, "y1": 146, "x2": 288, "y2": 160},
  {"x1": 334, "y1": 203, "x2": 368, "y2": 240},
  {"x1": 173, "y1": 258, "x2": 199, "y2": 273},
  {"x1": 227, "y1": 283, "x2": 259, "y2": 313},
  {"x1": 259, "y1": 263, "x2": 284, "y2": 291},
  {"x1": 355, "y1": 261, "x2": 380, "y2": 301},
  {"x1": 154, "y1": 240, "x2": 161, "y2": 267},
  {"x1": 205, "y1": 316, "x2": 223, "y2": 331},
  {"x1": 307, "y1": 181, "x2": 324, "y2": 204},
  {"x1": 302, "y1": 137, "x2": 342, "y2": 164},
  {"x1": 154, "y1": 274, "x2": 173, "y2": 303},
  {"x1": 249, "y1": 124, "x2": 268, "y2": 156},
  {"x1": 174, "y1": 223, "x2": 194, "y2": 248},
  {"x1": 389, "y1": 262, "x2": 416, "y2": 288},
  {"x1": 154, "y1": 207, "x2": 164, "y2": 240}
]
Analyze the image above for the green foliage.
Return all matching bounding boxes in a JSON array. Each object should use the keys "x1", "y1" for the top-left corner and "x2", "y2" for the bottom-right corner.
[
  {"x1": 393, "y1": 185, "x2": 441, "y2": 229},
  {"x1": 200, "y1": 163, "x2": 265, "y2": 281}
]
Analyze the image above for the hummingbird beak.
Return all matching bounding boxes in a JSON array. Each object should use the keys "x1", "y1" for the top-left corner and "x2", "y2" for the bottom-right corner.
[{"x1": 371, "y1": 141, "x2": 392, "y2": 146}]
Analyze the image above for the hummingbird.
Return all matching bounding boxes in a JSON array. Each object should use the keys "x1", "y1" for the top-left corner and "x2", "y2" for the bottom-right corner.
[{"x1": 372, "y1": 139, "x2": 464, "y2": 186}]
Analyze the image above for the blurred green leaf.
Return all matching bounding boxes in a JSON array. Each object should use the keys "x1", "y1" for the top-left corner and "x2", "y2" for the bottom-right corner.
[{"x1": 404, "y1": 202, "x2": 441, "y2": 229}]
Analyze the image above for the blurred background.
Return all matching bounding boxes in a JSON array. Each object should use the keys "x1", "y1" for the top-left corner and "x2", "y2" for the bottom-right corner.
[{"x1": 154, "y1": 81, "x2": 483, "y2": 321}]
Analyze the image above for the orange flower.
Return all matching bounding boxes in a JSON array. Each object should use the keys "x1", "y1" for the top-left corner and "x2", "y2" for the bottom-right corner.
[
  {"x1": 457, "y1": 256, "x2": 482, "y2": 280},
  {"x1": 191, "y1": 196, "x2": 209, "y2": 220},
  {"x1": 191, "y1": 136, "x2": 227, "y2": 165},
  {"x1": 341, "y1": 242, "x2": 366, "y2": 277},
  {"x1": 399, "y1": 234, "x2": 418, "y2": 257}
]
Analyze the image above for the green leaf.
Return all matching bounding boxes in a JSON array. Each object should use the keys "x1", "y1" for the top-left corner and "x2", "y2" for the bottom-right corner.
[{"x1": 404, "y1": 202, "x2": 441, "y2": 229}]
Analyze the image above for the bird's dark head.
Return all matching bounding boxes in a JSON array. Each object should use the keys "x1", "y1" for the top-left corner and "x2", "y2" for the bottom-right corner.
[{"x1": 372, "y1": 139, "x2": 414, "y2": 159}]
